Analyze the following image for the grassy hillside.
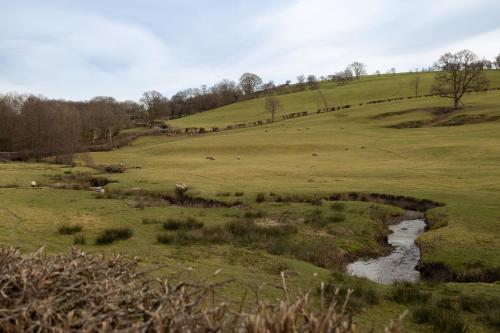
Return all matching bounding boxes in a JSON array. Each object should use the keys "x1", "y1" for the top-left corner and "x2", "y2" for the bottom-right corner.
[
  {"x1": 2, "y1": 78, "x2": 500, "y2": 331},
  {"x1": 169, "y1": 70, "x2": 500, "y2": 128}
]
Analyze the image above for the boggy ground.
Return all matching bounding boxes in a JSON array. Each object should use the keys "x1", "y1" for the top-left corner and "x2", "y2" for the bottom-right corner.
[{"x1": 1, "y1": 86, "x2": 500, "y2": 331}]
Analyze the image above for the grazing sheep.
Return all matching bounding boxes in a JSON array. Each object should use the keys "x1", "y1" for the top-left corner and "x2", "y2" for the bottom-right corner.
[
  {"x1": 175, "y1": 182, "x2": 189, "y2": 194},
  {"x1": 312, "y1": 153, "x2": 319, "y2": 157},
  {"x1": 206, "y1": 156, "x2": 216, "y2": 161},
  {"x1": 237, "y1": 156, "x2": 241, "y2": 160},
  {"x1": 31, "y1": 181, "x2": 37, "y2": 188}
]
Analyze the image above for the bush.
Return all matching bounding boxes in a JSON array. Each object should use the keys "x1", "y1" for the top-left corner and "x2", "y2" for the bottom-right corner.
[
  {"x1": 389, "y1": 282, "x2": 431, "y2": 304},
  {"x1": 234, "y1": 192, "x2": 244, "y2": 197},
  {"x1": 216, "y1": 192, "x2": 231, "y2": 197},
  {"x1": 73, "y1": 235, "x2": 86, "y2": 245},
  {"x1": 330, "y1": 202, "x2": 345, "y2": 211},
  {"x1": 57, "y1": 224, "x2": 83, "y2": 235},
  {"x1": 95, "y1": 228, "x2": 133, "y2": 245},
  {"x1": 255, "y1": 193, "x2": 266, "y2": 203},
  {"x1": 163, "y1": 217, "x2": 204, "y2": 231}
]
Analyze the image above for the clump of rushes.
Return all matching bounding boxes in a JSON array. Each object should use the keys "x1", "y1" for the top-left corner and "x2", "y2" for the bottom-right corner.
[
  {"x1": 330, "y1": 202, "x2": 345, "y2": 211},
  {"x1": 163, "y1": 217, "x2": 203, "y2": 230},
  {"x1": 95, "y1": 227, "x2": 133, "y2": 245},
  {"x1": 73, "y1": 235, "x2": 86, "y2": 245},
  {"x1": 57, "y1": 224, "x2": 83, "y2": 235},
  {"x1": 255, "y1": 193, "x2": 266, "y2": 203},
  {"x1": 389, "y1": 282, "x2": 431, "y2": 304}
]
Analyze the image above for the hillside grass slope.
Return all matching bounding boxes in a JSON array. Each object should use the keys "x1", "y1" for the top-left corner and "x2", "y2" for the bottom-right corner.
[{"x1": 2, "y1": 74, "x2": 500, "y2": 332}]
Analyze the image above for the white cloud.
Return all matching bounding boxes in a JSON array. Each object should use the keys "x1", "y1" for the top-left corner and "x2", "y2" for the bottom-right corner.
[{"x1": 0, "y1": 0, "x2": 498, "y2": 100}]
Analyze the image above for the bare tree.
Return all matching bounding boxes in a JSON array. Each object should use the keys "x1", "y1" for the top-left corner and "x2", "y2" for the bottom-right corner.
[
  {"x1": 264, "y1": 95, "x2": 282, "y2": 122},
  {"x1": 239, "y1": 73, "x2": 263, "y2": 95},
  {"x1": 432, "y1": 50, "x2": 489, "y2": 109},
  {"x1": 349, "y1": 62, "x2": 366, "y2": 79},
  {"x1": 140, "y1": 90, "x2": 166, "y2": 127},
  {"x1": 495, "y1": 54, "x2": 500, "y2": 69},
  {"x1": 389, "y1": 68, "x2": 396, "y2": 76},
  {"x1": 307, "y1": 75, "x2": 319, "y2": 89},
  {"x1": 409, "y1": 75, "x2": 421, "y2": 97}
]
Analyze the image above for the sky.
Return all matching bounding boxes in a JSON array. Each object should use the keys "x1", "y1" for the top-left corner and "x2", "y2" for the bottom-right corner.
[{"x1": 0, "y1": 0, "x2": 499, "y2": 101}]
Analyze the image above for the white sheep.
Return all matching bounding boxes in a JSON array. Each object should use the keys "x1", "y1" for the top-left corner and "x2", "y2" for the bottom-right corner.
[{"x1": 31, "y1": 181, "x2": 37, "y2": 188}]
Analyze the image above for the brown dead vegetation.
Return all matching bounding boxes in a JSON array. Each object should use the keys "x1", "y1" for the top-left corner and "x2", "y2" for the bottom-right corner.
[{"x1": 0, "y1": 247, "x2": 405, "y2": 332}]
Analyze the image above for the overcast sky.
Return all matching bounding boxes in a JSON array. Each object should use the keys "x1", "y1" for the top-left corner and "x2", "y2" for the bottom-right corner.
[{"x1": 1, "y1": 0, "x2": 499, "y2": 101}]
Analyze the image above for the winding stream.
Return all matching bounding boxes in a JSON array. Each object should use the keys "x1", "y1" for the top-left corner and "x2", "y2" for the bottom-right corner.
[{"x1": 347, "y1": 219, "x2": 426, "y2": 284}]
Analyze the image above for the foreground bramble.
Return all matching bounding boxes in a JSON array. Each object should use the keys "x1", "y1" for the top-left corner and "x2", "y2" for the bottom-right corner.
[{"x1": 0, "y1": 247, "x2": 404, "y2": 333}]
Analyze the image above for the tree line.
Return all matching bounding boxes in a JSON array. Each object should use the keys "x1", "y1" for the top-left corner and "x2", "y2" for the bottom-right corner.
[
  {"x1": 0, "y1": 95, "x2": 143, "y2": 160},
  {"x1": 1, "y1": 51, "x2": 498, "y2": 159}
]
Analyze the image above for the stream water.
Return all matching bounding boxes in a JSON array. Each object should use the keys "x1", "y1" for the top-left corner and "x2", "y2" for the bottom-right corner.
[{"x1": 347, "y1": 219, "x2": 426, "y2": 284}]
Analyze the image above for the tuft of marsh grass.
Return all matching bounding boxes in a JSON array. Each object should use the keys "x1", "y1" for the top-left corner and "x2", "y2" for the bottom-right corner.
[
  {"x1": 322, "y1": 274, "x2": 379, "y2": 312},
  {"x1": 389, "y1": 282, "x2": 431, "y2": 304},
  {"x1": 255, "y1": 192, "x2": 266, "y2": 203},
  {"x1": 243, "y1": 210, "x2": 268, "y2": 219},
  {"x1": 73, "y1": 235, "x2": 86, "y2": 245},
  {"x1": 57, "y1": 224, "x2": 83, "y2": 235},
  {"x1": 412, "y1": 305, "x2": 468, "y2": 333},
  {"x1": 330, "y1": 202, "x2": 345, "y2": 212},
  {"x1": 163, "y1": 217, "x2": 203, "y2": 230},
  {"x1": 95, "y1": 227, "x2": 133, "y2": 245}
]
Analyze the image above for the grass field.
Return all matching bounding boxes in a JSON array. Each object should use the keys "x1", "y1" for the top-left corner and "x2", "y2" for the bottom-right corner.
[
  {"x1": 2, "y1": 73, "x2": 500, "y2": 332},
  {"x1": 169, "y1": 70, "x2": 500, "y2": 128}
]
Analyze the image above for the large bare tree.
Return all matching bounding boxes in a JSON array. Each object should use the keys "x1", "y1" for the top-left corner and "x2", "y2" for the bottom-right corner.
[
  {"x1": 495, "y1": 54, "x2": 500, "y2": 70},
  {"x1": 140, "y1": 90, "x2": 166, "y2": 127},
  {"x1": 349, "y1": 62, "x2": 366, "y2": 79},
  {"x1": 432, "y1": 50, "x2": 489, "y2": 109},
  {"x1": 239, "y1": 73, "x2": 263, "y2": 95},
  {"x1": 264, "y1": 95, "x2": 281, "y2": 122}
]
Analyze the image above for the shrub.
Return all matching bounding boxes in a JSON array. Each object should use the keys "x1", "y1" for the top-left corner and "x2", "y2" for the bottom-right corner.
[
  {"x1": 389, "y1": 282, "x2": 431, "y2": 304},
  {"x1": 73, "y1": 235, "x2": 86, "y2": 245},
  {"x1": 255, "y1": 193, "x2": 266, "y2": 203},
  {"x1": 216, "y1": 192, "x2": 231, "y2": 197},
  {"x1": 163, "y1": 217, "x2": 203, "y2": 231},
  {"x1": 234, "y1": 192, "x2": 244, "y2": 197},
  {"x1": 57, "y1": 224, "x2": 83, "y2": 235},
  {"x1": 330, "y1": 202, "x2": 345, "y2": 211},
  {"x1": 95, "y1": 228, "x2": 133, "y2": 245}
]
